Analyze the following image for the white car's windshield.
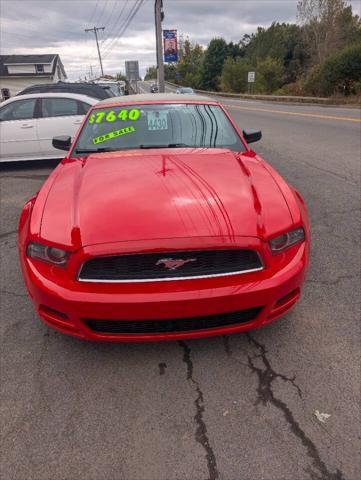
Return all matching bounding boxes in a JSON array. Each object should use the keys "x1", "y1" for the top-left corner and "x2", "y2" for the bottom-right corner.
[{"x1": 73, "y1": 103, "x2": 245, "y2": 155}]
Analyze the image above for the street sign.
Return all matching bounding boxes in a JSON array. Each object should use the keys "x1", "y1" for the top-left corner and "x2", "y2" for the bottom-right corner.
[
  {"x1": 125, "y1": 61, "x2": 140, "y2": 81},
  {"x1": 248, "y1": 71, "x2": 255, "y2": 83}
]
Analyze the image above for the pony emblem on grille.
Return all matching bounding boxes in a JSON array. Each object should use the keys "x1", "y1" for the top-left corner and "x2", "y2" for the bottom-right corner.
[{"x1": 156, "y1": 258, "x2": 197, "y2": 270}]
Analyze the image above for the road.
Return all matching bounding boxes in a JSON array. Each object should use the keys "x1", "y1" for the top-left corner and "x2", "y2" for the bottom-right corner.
[{"x1": 1, "y1": 85, "x2": 360, "y2": 480}]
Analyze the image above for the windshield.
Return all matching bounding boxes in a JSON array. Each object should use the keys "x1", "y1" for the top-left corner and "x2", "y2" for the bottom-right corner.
[
  {"x1": 73, "y1": 103, "x2": 245, "y2": 155},
  {"x1": 97, "y1": 83, "x2": 119, "y2": 96}
]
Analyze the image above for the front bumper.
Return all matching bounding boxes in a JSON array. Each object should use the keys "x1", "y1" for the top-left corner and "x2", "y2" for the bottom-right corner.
[{"x1": 19, "y1": 241, "x2": 308, "y2": 342}]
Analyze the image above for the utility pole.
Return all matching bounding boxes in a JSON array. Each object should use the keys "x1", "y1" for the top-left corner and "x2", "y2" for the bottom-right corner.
[
  {"x1": 154, "y1": 0, "x2": 164, "y2": 92},
  {"x1": 85, "y1": 26, "x2": 105, "y2": 78}
]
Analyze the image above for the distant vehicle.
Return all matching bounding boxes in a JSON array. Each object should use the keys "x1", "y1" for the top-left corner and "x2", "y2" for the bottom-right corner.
[
  {"x1": 150, "y1": 83, "x2": 158, "y2": 93},
  {"x1": 93, "y1": 80, "x2": 123, "y2": 97},
  {"x1": 117, "y1": 80, "x2": 127, "y2": 96},
  {"x1": 0, "y1": 92, "x2": 98, "y2": 162},
  {"x1": 16, "y1": 81, "x2": 112, "y2": 100},
  {"x1": 19, "y1": 93, "x2": 310, "y2": 342},
  {"x1": 176, "y1": 87, "x2": 195, "y2": 94}
]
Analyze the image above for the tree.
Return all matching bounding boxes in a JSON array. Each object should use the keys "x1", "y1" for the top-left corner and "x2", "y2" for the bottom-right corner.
[
  {"x1": 164, "y1": 64, "x2": 177, "y2": 82},
  {"x1": 243, "y1": 23, "x2": 307, "y2": 83},
  {"x1": 171, "y1": 1, "x2": 360, "y2": 98},
  {"x1": 337, "y1": 5, "x2": 361, "y2": 46},
  {"x1": 116, "y1": 72, "x2": 127, "y2": 82},
  {"x1": 220, "y1": 57, "x2": 253, "y2": 93},
  {"x1": 201, "y1": 38, "x2": 228, "y2": 90},
  {"x1": 144, "y1": 66, "x2": 157, "y2": 81},
  {"x1": 303, "y1": 43, "x2": 361, "y2": 95},
  {"x1": 176, "y1": 40, "x2": 204, "y2": 88},
  {"x1": 255, "y1": 57, "x2": 285, "y2": 93},
  {"x1": 226, "y1": 41, "x2": 244, "y2": 59},
  {"x1": 297, "y1": 0, "x2": 361, "y2": 64},
  {"x1": 320, "y1": 43, "x2": 361, "y2": 95}
]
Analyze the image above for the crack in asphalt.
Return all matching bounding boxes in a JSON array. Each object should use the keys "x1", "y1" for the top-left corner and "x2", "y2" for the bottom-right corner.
[
  {"x1": 296, "y1": 159, "x2": 357, "y2": 186},
  {"x1": 158, "y1": 362, "x2": 167, "y2": 375},
  {"x1": 245, "y1": 332, "x2": 301, "y2": 400},
  {"x1": 245, "y1": 333, "x2": 345, "y2": 480},
  {"x1": 223, "y1": 335, "x2": 232, "y2": 357},
  {"x1": 178, "y1": 341, "x2": 219, "y2": 480}
]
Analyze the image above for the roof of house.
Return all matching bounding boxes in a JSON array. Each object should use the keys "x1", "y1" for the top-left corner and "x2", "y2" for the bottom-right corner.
[
  {"x1": 2, "y1": 54, "x2": 57, "y2": 65},
  {"x1": 0, "y1": 54, "x2": 67, "y2": 78}
]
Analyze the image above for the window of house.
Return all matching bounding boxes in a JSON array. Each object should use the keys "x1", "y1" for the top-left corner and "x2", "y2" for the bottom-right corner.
[{"x1": 35, "y1": 64, "x2": 44, "y2": 73}]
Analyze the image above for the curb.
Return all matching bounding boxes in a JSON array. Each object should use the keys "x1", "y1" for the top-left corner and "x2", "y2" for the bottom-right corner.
[{"x1": 165, "y1": 82, "x2": 361, "y2": 108}]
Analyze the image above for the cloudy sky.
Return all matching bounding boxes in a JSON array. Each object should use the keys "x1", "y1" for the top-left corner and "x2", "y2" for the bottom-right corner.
[{"x1": 1, "y1": 0, "x2": 360, "y2": 80}]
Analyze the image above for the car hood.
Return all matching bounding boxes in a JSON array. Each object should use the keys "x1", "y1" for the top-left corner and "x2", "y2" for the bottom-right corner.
[{"x1": 40, "y1": 148, "x2": 293, "y2": 249}]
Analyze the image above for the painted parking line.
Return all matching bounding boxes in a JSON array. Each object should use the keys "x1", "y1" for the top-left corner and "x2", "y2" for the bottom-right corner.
[{"x1": 222, "y1": 103, "x2": 361, "y2": 123}]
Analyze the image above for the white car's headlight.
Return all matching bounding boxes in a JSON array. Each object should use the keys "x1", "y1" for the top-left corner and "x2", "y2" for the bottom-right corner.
[
  {"x1": 26, "y1": 242, "x2": 69, "y2": 266},
  {"x1": 269, "y1": 227, "x2": 305, "y2": 253}
]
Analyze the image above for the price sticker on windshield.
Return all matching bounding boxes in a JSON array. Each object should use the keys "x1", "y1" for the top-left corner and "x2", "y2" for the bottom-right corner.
[
  {"x1": 88, "y1": 108, "x2": 140, "y2": 124},
  {"x1": 147, "y1": 111, "x2": 168, "y2": 130}
]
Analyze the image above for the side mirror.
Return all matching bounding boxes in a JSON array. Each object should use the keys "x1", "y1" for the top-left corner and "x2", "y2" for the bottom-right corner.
[
  {"x1": 52, "y1": 135, "x2": 71, "y2": 151},
  {"x1": 243, "y1": 129, "x2": 262, "y2": 144}
]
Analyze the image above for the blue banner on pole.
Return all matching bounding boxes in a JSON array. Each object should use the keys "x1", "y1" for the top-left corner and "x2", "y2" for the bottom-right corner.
[{"x1": 163, "y1": 30, "x2": 178, "y2": 63}]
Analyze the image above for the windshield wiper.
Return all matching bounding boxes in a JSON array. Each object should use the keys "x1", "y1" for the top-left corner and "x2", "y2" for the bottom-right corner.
[
  {"x1": 139, "y1": 143, "x2": 190, "y2": 149},
  {"x1": 75, "y1": 147, "x2": 114, "y2": 154}
]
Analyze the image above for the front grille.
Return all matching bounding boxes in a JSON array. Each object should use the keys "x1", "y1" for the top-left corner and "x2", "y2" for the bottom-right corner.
[
  {"x1": 79, "y1": 249, "x2": 263, "y2": 282},
  {"x1": 84, "y1": 307, "x2": 262, "y2": 334}
]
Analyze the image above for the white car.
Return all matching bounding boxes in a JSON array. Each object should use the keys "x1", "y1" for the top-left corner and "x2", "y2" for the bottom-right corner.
[
  {"x1": 0, "y1": 93, "x2": 98, "y2": 162},
  {"x1": 176, "y1": 87, "x2": 195, "y2": 95}
]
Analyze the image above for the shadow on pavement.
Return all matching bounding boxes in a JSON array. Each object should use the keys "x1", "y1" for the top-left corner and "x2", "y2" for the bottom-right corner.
[{"x1": 0, "y1": 158, "x2": 62, "y2": 172}]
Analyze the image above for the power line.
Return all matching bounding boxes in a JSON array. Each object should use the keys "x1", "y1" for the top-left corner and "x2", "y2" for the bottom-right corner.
[
  {"x1": 100, "y1": 0, "x2": 130, "y2": 47},
  {"x1": 100, "y1": 0, "x2": 119, "y2": 39},
  {"x1": 102, "y1": 1, "x2": 137, "y2": 55},
  {"x1": 102, "y1": 0, "x2": 142, "y2": 55},
  {"x1": 87, "y1": 1, "x2": 100, "y2": 26},
  {"x1": 96, "y1": 0, "x2": 110, "y2": 26},
  {"x1": 102, "y1": 0, "x2": 145, "y2": 59}
]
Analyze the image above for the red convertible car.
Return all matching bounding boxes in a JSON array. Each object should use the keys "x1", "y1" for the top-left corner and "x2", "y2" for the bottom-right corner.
[{"x1": 18, "y1": 94, "x2": 310, "y2": 342}]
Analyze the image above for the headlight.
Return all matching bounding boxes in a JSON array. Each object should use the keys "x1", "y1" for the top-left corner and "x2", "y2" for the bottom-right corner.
[
  {"x1": 269, "y1": 227, "x2": 305, "y2": 253},
  {"x1": 26, "y1": 242, "x2": 69, "y2": 266}
]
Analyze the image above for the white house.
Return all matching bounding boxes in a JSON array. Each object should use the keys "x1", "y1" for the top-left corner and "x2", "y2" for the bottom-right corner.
[{"x1": 0, "y1": 54, "x2": 67, "y2": 99}]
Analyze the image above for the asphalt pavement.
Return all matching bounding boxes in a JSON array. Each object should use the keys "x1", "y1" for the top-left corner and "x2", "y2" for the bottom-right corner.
[{"x1": 1, "y1": 84, "x2": 360, "y2": 480}]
